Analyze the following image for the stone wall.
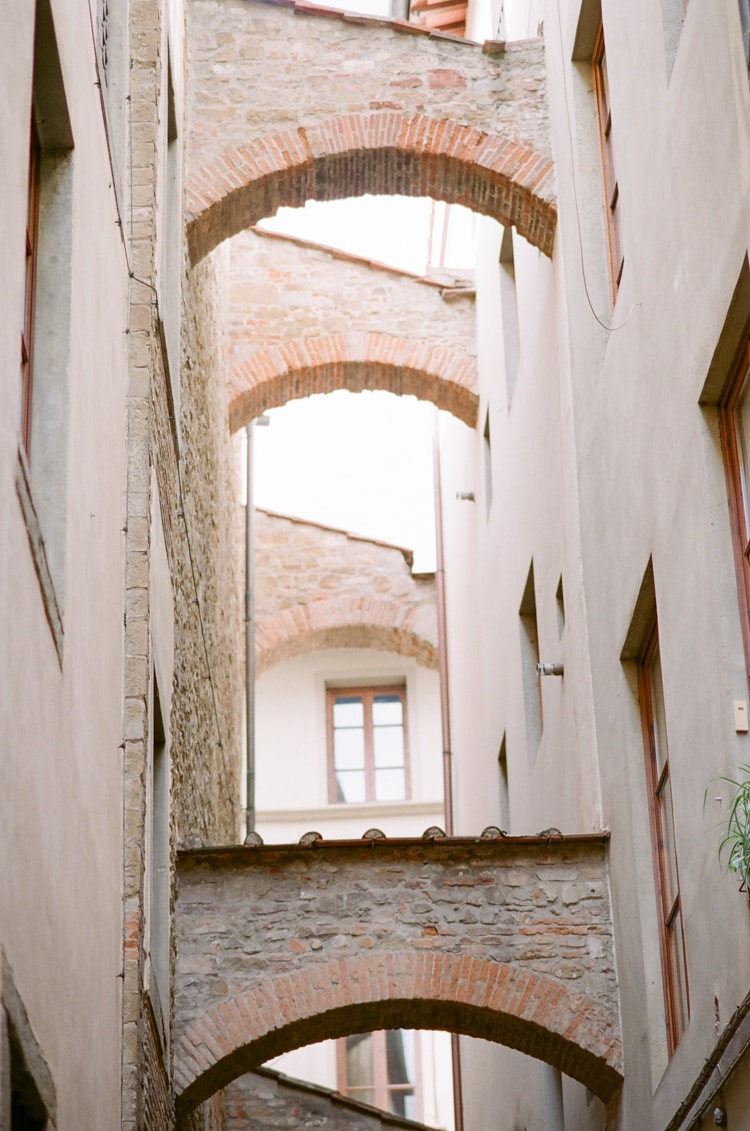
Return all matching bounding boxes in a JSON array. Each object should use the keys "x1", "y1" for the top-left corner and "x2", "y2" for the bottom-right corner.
[
  {"x1": 171, "y1": 251, "x2": 244, "y2": 847},
  {"x1": 229, "y1": 231, "x2": 476, "y2": 364},
  {"x1": 227, "y1": 231, "x2": 478, "y2": 426},
  {"x1": 226, "y1": 1068, "x2": 438, "y2": 1130},
  {"x1": 173, "y1": 836, "x2": 622, "y2": 1112},
  {"x1": 184, "y1": 0, "x2": 555, "y2": 260},
  {"x1": 255, "y1": 510, "x2": 438, "y2": 672}
]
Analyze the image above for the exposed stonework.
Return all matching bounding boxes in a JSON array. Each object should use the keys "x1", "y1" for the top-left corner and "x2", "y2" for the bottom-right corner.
[
  {"x1": 228, "y1": 231, "x2": 477, "y2": 426},
  {"x1": 173, "y1": 253, "x2": 244, "y2": 847},
  {"x1": 185, "y1": 0, "x2": 556, "y2": 261},
  {"x1": 226, "y1": 1068, "x2": 440, "y2": 1130},
  {"x1": 173, "y1": 836, "x2": 622, "y2": 1114},
  {"x1": 254, "y1": 510, "x2": 438, "y2": 673}
]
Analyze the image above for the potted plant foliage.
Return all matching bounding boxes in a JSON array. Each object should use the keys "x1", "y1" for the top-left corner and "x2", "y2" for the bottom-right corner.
[{"x1": 713, "y1": 764, "x2": 750, "y2": 896}]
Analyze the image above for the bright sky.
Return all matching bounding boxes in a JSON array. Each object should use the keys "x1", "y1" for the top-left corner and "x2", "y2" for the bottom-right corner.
[
  {"x1": 249, "y1": 0, "x2": 481, "y2": 573},
  {"x1": 252, "y1": 198, "x2": 476, "y2": 572}
]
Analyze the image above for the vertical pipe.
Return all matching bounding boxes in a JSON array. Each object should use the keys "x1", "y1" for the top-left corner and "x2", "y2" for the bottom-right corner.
[
  {"x1": 432, "y1": 416, "x2": 464, "y2": 1131},
  {"x1": 433, "y1": 421, "x2": 454, "y2": 837},
  {"x1": 245, "y1": 423, "x2": 256, "y2": 837}
]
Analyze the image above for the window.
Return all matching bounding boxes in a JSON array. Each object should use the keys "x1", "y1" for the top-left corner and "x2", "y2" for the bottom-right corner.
[
  {"x1": 483, "y1": 410, "x2": 493, "y2": 516},
  {"x1": 519, "y1": 564, "x2": 542, "y2": 759},
  {"x1": 741, "y1": 0, "x2": 750, "y2": 71},
  {"x1": 719, "y1": 331, "x2": 750, "y2": 675},
  {"x1": 146, "y1": 675, "x2": 170, "y2": 1043},
  {"x1": 593, "y1": 22, "x2": 624, "y2": 301},
  {"x1": 499, "y1": 226, "x2": 520, "y2": 406},
  {"x1": 338, "y1": 1031, "x2": 420, "y2": 1119},
  {"x1": 20, "y1": 122, "x2": 41, "y2": 455},
  {"x1": 18, "y1": 0, "x2": 74, "y2": 611},
  {"x1": 327, "y1": 686, "x2": 409, "y2": 804},
  {"x1": 637, "y1": 613, "x2": 689, "y2": 1053}
]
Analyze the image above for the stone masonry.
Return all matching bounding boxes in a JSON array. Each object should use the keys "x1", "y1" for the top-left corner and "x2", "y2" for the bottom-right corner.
[
  {"x1": 228, "y1": 230, "x2": 478, "y2": 428},
  {"x1": 254, "y1": 509, "x2": 438, "y2": 673},
  {"x1": 184, "y1": 0, "x2": 556, "y2": 262},
  {"x1": 173, "y1": 836, "x2": 622, "y2": 1115},
  {"x1": 226, "y1": 1067, "x2": 441, "y2": 1131}
]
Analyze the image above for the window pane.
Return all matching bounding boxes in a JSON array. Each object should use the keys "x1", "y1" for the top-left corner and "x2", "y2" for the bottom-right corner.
[
  {"x1": 736, "y1": 370, "x2": 750, "y2": 526},
  {"x1": 336, "y1": 770, "x2": 366, "y2": 803},
  {"x1": 658, "y1": 773, "x2": 680, "y2": 909},
  {"x1": 334, "y1": 727, "x2": 365, "y2": 771},
  {"x1": 375, "y1": 768, "x2": 406, "y2": 801},
  {"x1": 386, "y1": 1031, "x2": 415, "y2": 1085},
  {"x1": 650, "y1": 647, "x2": 669, "y2": 781},
  {"x1": 372, "y1": 695, "x2": 403, "y2": 726},
  {"x1": 333, "y1": 697, "x2": 364, "y2": 728},
  {"x1": 373, "y1": 725, "x2": 404, "y2": 768},
  {"x1": 346, "y1": 1034, "x2": 374, "y2": 1088},
  {"x1": 388, "y1": 1088, "x2": 416, "y2": 1118},
  {"x1": 667, "y1": 908, "x2": 689, "y2": 1036}
]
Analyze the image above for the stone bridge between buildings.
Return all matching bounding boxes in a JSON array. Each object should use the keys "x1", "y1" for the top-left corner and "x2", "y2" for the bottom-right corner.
[
  {"x1": 173, "y1": 833, "x2": 622, "y2": 1118},
  {"x1": 185, "y1": 0, "x2": 556, "y2": 264}
]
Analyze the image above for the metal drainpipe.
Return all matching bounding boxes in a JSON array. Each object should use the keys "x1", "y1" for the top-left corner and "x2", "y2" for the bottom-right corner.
[
  {"x1": 432, "y1": 418, "x2": 465, "y2": 1131},
  {"x1": 245, "y1": 422, "x2": 256, "y2": 837}
]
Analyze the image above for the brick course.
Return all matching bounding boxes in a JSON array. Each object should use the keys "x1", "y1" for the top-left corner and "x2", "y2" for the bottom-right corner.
[
  {"x1": 226, "y1": 1068, "x2": 440, "y2": 1130},
  {"x1": 254, "y1": 510, "x2": 438, "y2": 672},
  {"x1": 228, "y1": 231, "x2": 477, "y2": 426},
  {"x1": 185, "y1": 0, "x2": 556, "y2": 262},
  {"x1": 173, "y1": 837, "x2": 622, "y2": 1115}
]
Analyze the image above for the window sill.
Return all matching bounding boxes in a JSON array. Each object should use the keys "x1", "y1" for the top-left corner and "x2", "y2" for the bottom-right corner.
[{"x1": 15, "y1": 445, "x2": 63, "y2": 664}]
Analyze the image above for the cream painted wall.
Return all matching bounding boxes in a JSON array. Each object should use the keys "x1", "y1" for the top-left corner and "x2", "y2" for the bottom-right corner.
[
  {"x1": 441, "y1": 0, "x2": 750, "y2": 1128},
  {"x1": 255, "y1": 646, "x2": 452, "y2": 1128},
  {"x1": 0, "y1": 1, "x2": 129, "y2": 1126},
  {"x1": 255, "y1": 648, "x2": 444, "y2": 841}
]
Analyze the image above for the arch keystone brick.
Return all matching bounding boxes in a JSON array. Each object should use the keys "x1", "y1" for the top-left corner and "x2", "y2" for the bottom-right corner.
[
  {"x1": 229, "y1": 333, "x2": 478, "y2": 428},
  {"x1": 174, "y1": 838, "x2": 622, "y2": 1114}
]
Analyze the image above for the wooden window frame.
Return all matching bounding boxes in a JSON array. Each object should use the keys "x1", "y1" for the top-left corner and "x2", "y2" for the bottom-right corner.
[
  {"x1": 326, "y1": 685, "x2": 410, "y2": 805},
  {"x1": 637, "y1": 613, "x2": 689, "y2": 1055},
  {"x1": 337, "y1": 1030, "x2": 422, "y2": 1120},
  {"x1": 593, "y1": 22, "x2": 624, "y2": 302},
  {"x1": 719, "y1": 330, "x2": 750, "y2": 680},
  {"x1": 21, "y1": 118, "x2": 41, "y2": 455}
]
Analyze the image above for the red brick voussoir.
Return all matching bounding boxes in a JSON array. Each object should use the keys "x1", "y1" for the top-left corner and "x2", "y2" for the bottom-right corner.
[
  {"x1": 228, "y1": 332, "x2": 479, "y2": 429},
  {"x1": 186, "y1": 112, "x2": 556, "y2": 266}
]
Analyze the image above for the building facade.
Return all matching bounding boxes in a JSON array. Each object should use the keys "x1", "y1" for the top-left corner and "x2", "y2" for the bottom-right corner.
[{"x1": 2, "y1": 0, "x2": 750, "y2": 1129}]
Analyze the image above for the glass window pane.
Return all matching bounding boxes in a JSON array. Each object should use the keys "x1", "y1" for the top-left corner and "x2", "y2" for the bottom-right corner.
[
  {"x1": 336, "y1": 770, "x2": 366, "y2": 803},
  {"x1": 668, "y1": 908, "x2": 689, "y2": 1036},
  {"x1": 373, "y1": 725, "x2": 404, "y2": 768},
  {"x1": 346, "y1": 1034, "x2": 374, "y2": 1088},
  {"x1": 372, "y1": 695, "x2": 403, "y2": 726},
  {"x1": 375, "y1": 768, "x2": 406, "y2": 802},
  {"x1": 334, "y1": 727, "x2": 365, "y2": 771},
  {"x1": 650, "y1": 647, "x2": 669, "y2": 781},
  {"x1": 333, "y1": 697, "x2": 364, "y2": 728},
  {"x1": 737, "y1": 370, "x2": 750, "y2": 525},
  {"x1": 658, "y1": 773, "x2": 680, "y2": 909},
  {"x1": 386, "y1": 1031, "x2": 415, "y2": 1086},
  {"x1": 388, "y1": 1088, "x2": 416, "y2": 1118}
]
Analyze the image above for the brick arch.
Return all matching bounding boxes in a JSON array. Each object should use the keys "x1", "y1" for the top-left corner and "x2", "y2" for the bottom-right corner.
[
  {"x1": 229, "y1": 332, "x2": 478, "y2": 429},
  {"x1": 173, "y1": 951, "x2": 623, "y2": 1116},
  {"x1": 187, "y1": 112, "x2": 556, "y2": 268},
  {"x1": 255, "y1": 597, "x2": 439, "y2": 675}
]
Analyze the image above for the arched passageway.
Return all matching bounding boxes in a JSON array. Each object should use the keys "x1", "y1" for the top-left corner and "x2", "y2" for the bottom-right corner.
[
  {"x1": 186, "y1": 0, "x2": 556, "y2": 262},
  {"x1": 256, "y1": 599, "x2": 439, "y2": 674},
  {"x1": 229, "y1": 333, "x2": 478, "y2": 429},
  {"x1": 174, "y1": 836, "x2": 622, "y2": 1116}
]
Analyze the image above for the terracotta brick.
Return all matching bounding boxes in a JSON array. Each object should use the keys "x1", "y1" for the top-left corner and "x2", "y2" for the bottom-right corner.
[{"x1": 173, "y1": 838, "x2": 621, "y2": 1116}]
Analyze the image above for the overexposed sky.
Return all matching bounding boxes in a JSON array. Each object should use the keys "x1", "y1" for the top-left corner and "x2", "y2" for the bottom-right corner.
[{"x1": 254, "y1": 391, "x2": 438, "y2": 572}]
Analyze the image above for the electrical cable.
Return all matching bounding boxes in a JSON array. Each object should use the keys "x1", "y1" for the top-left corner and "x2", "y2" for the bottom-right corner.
[{"x1": 553, "y1": 0, "x2": 640, "y2": 334}]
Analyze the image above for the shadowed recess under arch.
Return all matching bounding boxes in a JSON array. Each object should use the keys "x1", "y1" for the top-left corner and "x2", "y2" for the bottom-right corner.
[
  {"x1": 187, "y1": 113, "x2": 556, "y2": 267},
  {"x1": 228, "y1": 333, "x2": 478, "y2": 430},
  {"x1": 173, "y1": 951, "x2": 623, "y2": 1115}
]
